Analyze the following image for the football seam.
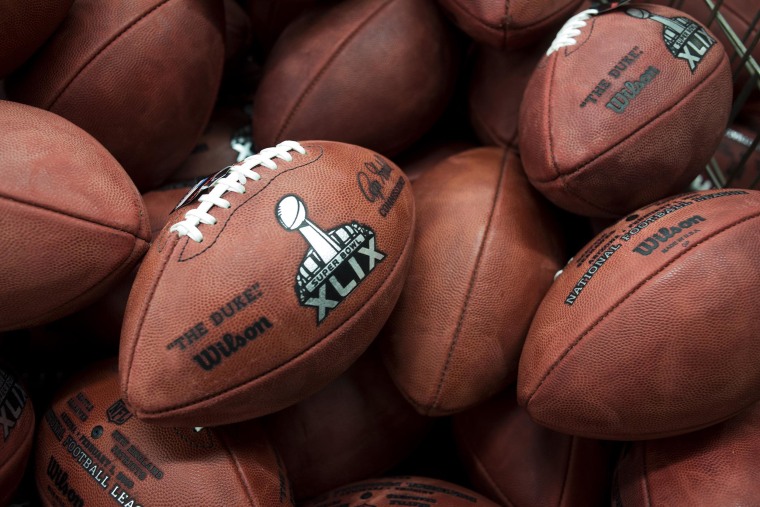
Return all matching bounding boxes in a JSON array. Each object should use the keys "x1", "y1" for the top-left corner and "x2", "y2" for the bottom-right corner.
[
  {"x1": 526, "y1": 209, "x2": 760, "y2": 406},
  {"x1": 130, "y1": 207, "x2": 414, "y2": 416},
  {"x1": 537, "y1": 47, "x2": 729, "y2": 185},
  {"x1": 6, "y1": 230, "x2": 147, "y2": 331},
  {"x1": 216, "y1": 431, "x2": 258, "y2": 506},
  {"x1": 428, "y1": 148, "x2": 507, "y2": 413},
  {"x1": 274, "y1": 0, "x2": 398, "y2": 141},
  {"x1": 122, "y1": 233, "x2": 176, "y2": 403},
  {"x1": 0, "y1": 193, "x2": 148, "y2": 240},
  {"x1": 176, "y1": 145, "x2": 324, "y2": 261},
  {"x1": 445, "y1": 0, "x2": 505, "y2": 32},
  {"x1": 47, "y1": 0, "x2": 176, "y2": 110},
  {"x1": 457, "y1": 431, "x2": 518, "y2": 507},
  {"x1": 446, "y1": 0, "x2": 579, "y2": 32},
  {"x1": 557, "y1": 436, "x2": 576, "y2": 507}
]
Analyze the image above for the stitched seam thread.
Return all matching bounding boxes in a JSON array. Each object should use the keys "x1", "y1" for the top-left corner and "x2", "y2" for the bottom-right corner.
[
  {"x1": 0, "y1": 193, "x2": 141, "y2": 236},
  {"x1": 49, "y1": 0, "x2": 175, "y2": 109},
  {"x1": 275, "y1": 0, "x2": 397, "y2": 140},
  {"x1": 124, "y1": 236, "x2": 177, "y2": 404},
  {"x1": 429, "y1": 149, "x2": 508, "y2": 411}
]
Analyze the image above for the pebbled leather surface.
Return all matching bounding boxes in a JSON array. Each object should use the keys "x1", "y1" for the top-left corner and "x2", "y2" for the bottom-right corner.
[
  {"x1": 469, "y1": 40, "x2": 549, "y2": 150},
  {"x1": 382, "y1": 148, "x2": 564, "y2": 416},
  {"x1": 454, "y1": 391, "x2": 614, "y2": 507},
  {"x1": 304, "y1": 476, "x2": 501, "y2": 507},
  {"x1": 6, "y1": 0, "x2": 225, "y2": 191},
  {"x1": 0, "y1": 100, "x2": 149, "y2": 331},
  {"x1": 613, "y1": 401, "x2": 760, "y2": 507},
  {"x1": 35, "y1": 361, "x2": 294, "y2": 507},
  {"x1": 0, "y1": 0, "x2": 73, "y2": 77},
  {"x1": 437, "y1": 0, "x2": 583, "y2": 50},
  {"x1": 253, "y1": 0, "x2": 460, "y2": 157},
  {"x1": 517, "y1": 189, "x2": 760, "y2": 440},
  {"x1": 120, "y1": 141, "x2": 415, "y2": 426},
  {"x1": 0, "y1": 367, "x2": 34, "y2": 506},
  {"x1": 264, "y1": 345, "x2": 431, "y2": 500},
  {"x1": 520, "y1": 4, "x2": 733, "y2": 217}
]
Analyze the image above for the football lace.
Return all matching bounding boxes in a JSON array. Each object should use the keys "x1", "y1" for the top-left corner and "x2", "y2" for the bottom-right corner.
[
  {"x1": 170, "y1": 140, "x2": 307, "y2": 243},
  {"x1": 547, "y1": 9, "x2": 599, "y2": 56}
]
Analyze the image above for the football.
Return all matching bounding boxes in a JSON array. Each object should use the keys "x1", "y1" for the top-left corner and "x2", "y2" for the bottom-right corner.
[
  {"x1": 264, "y1": 346, "x2": 431, "y2": 500},
  {"x1": 120, "y1": 141, "x2": 414, "y2": 426},
  {"x1": 397, "y1": 139, "x2": 475, "y2": 182},
  {"x1": 6, "y1": 0, "x2": 225, "y2": 191},
  {"x1": 454, "y1": 391, "x2": 614, "y2": 507},
  {"x1": 249, "y1": 0, "x2": 321, "y2": 54},
  {"x1": 383, "y1": 148, "x2": 564, "y2": 415},
  {"x1": 0, "y1": 101, "x2": 150, "y2": 331},
  {"x1": 253, "y1": 0, "x2": 460, "y2": 157},
  {"x1": 613, "y1": 401, "x2": 760, "y2": 506},
  {"x1": 0, "y1": 0, "x2": 73, "y2": 77},
  {"x1": 520, "y1": 4, "x2": 732, "y2": 217},
  {"x1": 518, "y1": 189, "x2": 760, "y2": 440},
  {"x1": 35, "y1": 361, "x2": 294, "y2": 507},
  {"x1": 304, "y1": 477, "x2": 501, "y2": 507},
  {"x1": 437, "y1": 0, "x2": 584, "y2": 50},
  {"x1": 0, "y1": 366, "x2": 34, "y2": 506},
  {"x1": 469, "y1": 41, "x2": 549, "y2": 149}
]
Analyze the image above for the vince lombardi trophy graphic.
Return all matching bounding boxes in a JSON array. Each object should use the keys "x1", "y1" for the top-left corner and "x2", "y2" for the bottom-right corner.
[
  {"x1": 277, "y1": 195, "x2": 341, "y2": 264},
  {"x1": 276, "y1": 195, "x2": 385, "y2": 323},
  {"x1": 626, "y1": 7, "x2": 715, "y2": 72}
]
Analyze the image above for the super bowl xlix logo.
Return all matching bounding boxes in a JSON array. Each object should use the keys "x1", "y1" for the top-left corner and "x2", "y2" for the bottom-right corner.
[
  {"x1": 277, "y1": 195, "x2": 385, "y2": 323},
  {"x1": 0, "y1": 371, "x2": 26, "y2": 442},
  {"x1": 627, "y1": 8, "x2": 715, "y2": 73}
]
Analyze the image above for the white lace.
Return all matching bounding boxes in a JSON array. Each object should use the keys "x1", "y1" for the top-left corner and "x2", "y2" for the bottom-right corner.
[
  {"x1": 547, "y1": 9, "x2": 598, "y2": 56},
  {"x1": 170, "y1": 140, "x2": 307, "y2": 243}
]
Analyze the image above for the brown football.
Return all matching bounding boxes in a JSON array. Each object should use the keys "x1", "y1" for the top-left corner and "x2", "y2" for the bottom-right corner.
[
  {"x1": 0, "y1": 100, "x2": 149, "y2": 331},
  {"x1": 120, "y1": 141, "x2": 414, "y2": 426},
  {"x1": 383, "y1": 148, "x2": 564, "y2": 416},
  {"x1": 518, "y1": 189, "x2": 760, "y2": 439},
  {"x1": 264, "y1": 346, "x2": 431, "y2": 500},
  {"x1": 454, "y1": 391, "x2": 614, "y2": 507},
  {"x1": 437, "y1": 0, "x2": 583, "y2": 50},
  {"x1": 304, "y1": 477, "x2": 501, "y2": 507},
  {"x1": 520, "y1": 4, "x2": 732, "y2": 217},
  {"x1": 253, "y1": 0, "x2": 460, "y2": 157},
  {"x1": 0, "y1": 366, "x2": 34, "y2": 506},
  {"x1": 6, "y1": 0, "x2": 225, "y2": 191},
  {"x1": 469, "y1": 41, "x2": 549, "y2": 150},
  {"x1": 35, "y1": 360, "x2": 294, "y2": 507},
  {"x1": 613, "y1": 401, "x2": 760, "y2": 506}
]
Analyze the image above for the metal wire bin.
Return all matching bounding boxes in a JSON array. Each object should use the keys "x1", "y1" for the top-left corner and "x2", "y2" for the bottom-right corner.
[{"x1": 668, "y1": 0, "x2": 760, "y2": 190}]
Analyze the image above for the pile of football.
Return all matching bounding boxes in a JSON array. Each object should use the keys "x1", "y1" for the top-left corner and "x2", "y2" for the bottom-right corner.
[{"x1": 1, "y1": 0, "x2": 760, "y2": 505}]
